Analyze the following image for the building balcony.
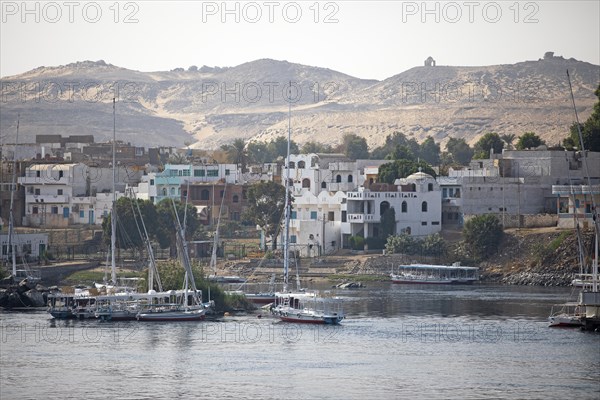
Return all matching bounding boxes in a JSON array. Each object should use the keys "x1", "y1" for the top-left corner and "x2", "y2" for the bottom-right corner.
[
  {"x1": 19, "y1": 176, "x2": 70, "y2": 185},
  {"x1": 71, "y1": 196, "x2": 95, "y2": 205},
  {"x1": 26, "y1": 194, "x2": 69, "y2": 204},
  {"x1": 552, "y1": 185, "x2": 600, "y2": 195},
  {"x1": 347, "y1": 213, "x2": 378, "y2": 223}
]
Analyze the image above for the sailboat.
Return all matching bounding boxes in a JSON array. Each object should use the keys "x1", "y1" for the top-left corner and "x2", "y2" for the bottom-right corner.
[
  {"x1": 5, "y1": 115, "x2": 41, "y2": 284},
  {"x1": 548, "y1": 71, "x2": 600, "y2": 329},
  {"x1": 270, "y1": 83, "x2": 344, "y2": 325}
]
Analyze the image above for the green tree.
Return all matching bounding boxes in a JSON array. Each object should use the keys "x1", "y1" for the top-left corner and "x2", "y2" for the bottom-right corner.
[
  {"x1": 246, "y1": 141, "x2": 271, "y2": 164},
  {"x1": 371, "y1": 131, "x2": 420, "y2": 159},
  {"x1": 243, "y1": 181, "x2": 289, "y2": 250},
  {"x1": 156, "y1": 199, "x2": 200, "y2": 253},
  {"x1": 419, "y1": 136, "x2": 441, "y2": 165},
  {"x1": 221, "y1": 138, "x2": 247, "y2": 171},
  {"x1": 446, "y1": 138, "x2": 474, "y2": 165},
  {"x1": 473, "y1": 132, "x2": 504, "y2": 159},
  {"x1": 378, "y1": 159, "x2": 436, "y2": 184},
  {"x1": 267, "y1": 136, "x2": 299, "y2": 160},
  {"x1": 380, "y1": 207, "x2": 396, "y2": 240},
  {"x1": 340, "y1": 133, "x2": 369, "y2": 160},
  {"x1": 102, "y1": 197, "x2": 169, "y2": 250},
  {"x1": 421, "y1": 233, "x2": 446, "y2": 256},
  {"x1": 500, "y1": 133, "x2": 517, "y2": 150},
  {"x1": 564, "y1": 84, "x2": 600, "y2": 152},
  {"x1": 386, "y1": 144, "x2": 415, "y2": 161},
  {"x1": 516, "y1": 132, "x2": 545, "y2": 150},
  {"x1": 300, "y1": 141, "x2": 333, "y2": 154},
  {"x1": 462, "y1": 214, "x2": 503, "y2": 261},
  {"x1": 385, "y1": 234, "x2": 417, "y2": 254}
]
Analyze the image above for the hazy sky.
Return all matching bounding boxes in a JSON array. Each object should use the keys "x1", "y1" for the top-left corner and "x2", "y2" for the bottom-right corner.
[{"x1": 1, "y1": 1, "x2": 599, "y2": 80}]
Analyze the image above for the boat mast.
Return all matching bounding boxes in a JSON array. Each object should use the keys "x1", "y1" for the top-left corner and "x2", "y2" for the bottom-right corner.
[
  {"x1": 110, "y1": 98, "x2": 117, "y2": 284},
  {"x1": 8, "y1": 115, "x2": 19, "y2": 277},
  {"x1": 567, "y1": 70, "x2": 600, "y2": 291},
  {"x1": 283, "y1": 82, "x2": 292, "y2": 292}
]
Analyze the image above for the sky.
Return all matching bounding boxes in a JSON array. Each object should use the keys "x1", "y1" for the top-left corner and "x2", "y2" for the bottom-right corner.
[{"x1": 1, "y1": 1, "x2": 599, "y2": 80}]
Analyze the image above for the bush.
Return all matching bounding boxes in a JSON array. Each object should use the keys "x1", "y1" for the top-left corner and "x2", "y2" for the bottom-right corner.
[
  {"x1": 349, "y1": 235, "x2": 365, "y2": 250},
  {"x1": 462, "y1": 215, "x2": 503, "y2": 261},
  {"x1": 365, "y1": 236, "x2": 386, "y2": 250}
]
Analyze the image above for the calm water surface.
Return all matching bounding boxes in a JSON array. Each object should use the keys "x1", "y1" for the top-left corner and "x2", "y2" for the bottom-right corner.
[{"x1": 1, "y1": 283, "x2": 598, "y2": 400}]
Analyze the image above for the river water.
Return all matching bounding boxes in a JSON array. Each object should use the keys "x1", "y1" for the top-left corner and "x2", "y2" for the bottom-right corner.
[{"x1": 1, "y1": 283, "x2": 598, "y2": 400}]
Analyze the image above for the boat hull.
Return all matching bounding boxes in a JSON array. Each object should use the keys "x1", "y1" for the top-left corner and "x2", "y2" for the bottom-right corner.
[
  {"x1": 136, "y1": 310, "x2": 206, "y2": 322},
  {"x1": 278, "y1": 314, "x2": 344, "y2": 325}
]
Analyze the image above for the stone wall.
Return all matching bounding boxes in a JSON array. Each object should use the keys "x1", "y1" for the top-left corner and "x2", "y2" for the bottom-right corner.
[{"x1": 463, "y1": 213, "x2": 557, "y2": 228}]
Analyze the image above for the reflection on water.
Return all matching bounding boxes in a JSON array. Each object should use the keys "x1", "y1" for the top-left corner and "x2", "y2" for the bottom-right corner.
[{"x1": 1, "y1": 284, "x2": 598, "y2": 400}]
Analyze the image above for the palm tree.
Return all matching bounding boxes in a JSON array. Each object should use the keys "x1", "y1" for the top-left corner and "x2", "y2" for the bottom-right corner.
[
  {"x1": 221, "y1": 138, "x2": 247, "y2": 172},
  {"x1": 500, "y1": 134, "x2": 516, "y2": 150}
]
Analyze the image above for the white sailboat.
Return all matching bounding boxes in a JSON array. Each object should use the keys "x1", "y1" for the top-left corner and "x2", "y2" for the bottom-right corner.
[{"x1": 270, "y1": 83, "x2": 344, "y2": 325}]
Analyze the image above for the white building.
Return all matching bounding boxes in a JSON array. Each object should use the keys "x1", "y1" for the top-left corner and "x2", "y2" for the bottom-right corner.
[
  {"x1": 342, "y1": 172, "x2": 442, "y2": 245},
  {"x1": 288, "y1": 190, "x2": 346, "y2": 256},
  {"x1": 18, "y1": 163, "x2": 129, "y2": 227},
  {"x1": 1, "y1": 232, "x2": 48, "y2": 262}
]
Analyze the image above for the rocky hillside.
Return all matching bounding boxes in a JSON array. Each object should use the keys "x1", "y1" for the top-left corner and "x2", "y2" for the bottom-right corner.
[
  {"x1": 1, "y1": 55, "x2": 598, "y2": 149},
  {"x1": 478, "y1": 228, "x2": 596, "y2": 286}
]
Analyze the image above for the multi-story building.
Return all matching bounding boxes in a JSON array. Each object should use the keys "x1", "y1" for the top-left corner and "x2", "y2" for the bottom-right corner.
[
  {"x1": 185, "y1": 183, "x2": 247, "y2": 225},
  {"x1": 18, "y1": 163, "x2": 130, "y2": 227},
  {"x1": 342, "y1": 172, "x2": 442, "y2": 245},
  {"x1": 552, "y1": 184, "x2": 600, "y2": 229}
]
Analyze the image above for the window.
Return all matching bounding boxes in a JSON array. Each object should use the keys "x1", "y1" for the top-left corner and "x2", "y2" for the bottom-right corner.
[
  {"x1": 36, "y1": 171, "x2": 41, "y2": 177},
  {"x1": 321, "y1": 182, "x2": 327, "y2": 189},
  {"x1": 328, "y1": 211, "x2": 335, "y2": 221},
  {"x1": 220, "y1": 190, "x2": 224, "y2": 198},
  {"x1": 422, "y1": 201, "x2": 428, "y2": 212},
  {"x1": 302, "y1": 178, "x2": 311, "y2": 189},
  {"x1": 201, "y1": 189, "x2": 210, "y2": 200},
  {"x1": 455, "y1": 188, "x2": 460, "y2": 198},
  {"x1": 291, "y1": 211, "x2": 297, "y2": 219},
  {"x1": 432, "y1": 221, "x2": 440, "y2": 225},
  {"x1": 336, "y1": 175, "x2": 342, "y2": 183},
  {"x1": 290, "y1": 235, "x2": 297, "y2": 244},
  {"x1": 207, "y1": 170, "x2": 218, "y2": 177},
  {"x1": 232, "y1": 212, "x2": 240, "y2": 221},
  {"x1": 182, "y1": 169, "x2": 190, "y2": 176},
  {"x1": 341, "y1": 211, "x2": 347, "y2": 222},
  {"x1": 194, "y1": 169, "x2": 205, "y2": 177},
  {"x1": 443, "y1": 188, "x2": 448, "y2": 198},
  {"x1": 150, "y1": 179, "x2": 155, "y2": 185},
  {"x1": 421, "y1": 221, "x2": 427, "y2": 226},
  {"x1": 401, "y1": 201, "x2": 407, "y2": 213},
  {"x1": 57, "y1": 189, "x2": 63, "y2": 195},
  {"x1": 289, "y1": 161, "x2": 295, "y2": 168},
  {"x1": 233, "y1": 195, "x2": 239, "y2": 203},
  {"x1": 35, "y1": 188, "x2": 40, "y2": 195},
  {"x1": 428, "y1": 183, "x2": 433, "y2": 191},
  {"x1": 162, "y1": 188, "x2": 167, "y2": 196},
  {"x1": 170, "y1": 187, "x2": 175, "y2": 196},
  {"x1": 380, "y1": 201, "x2": 390, "y2": 216},
  {"x1": 22, "y1": 244, "x2": 31, "y2": 254},
  {"x1": 310, "y1": 211, "x2": 318, "y2": 220},
  {"x1": 297, "y1": 161, "x2": 305, "y2": 169},
  {"x1": 32, "y1": 207, "x2": 39, "y2": 214},
  {"x1": 51, "y1": 206, "x2": 58, "y2": 214},
  {"x1": 80, "y1": 210, "x2": 85, "y2": 218},
  {"x1": 225, "y1": 169, "x2": 230, "y2": 176},
  {"x1": 348, "y1": 175, "x2": 353, "y2": 183},
  {"x1": 58, "y1": 170, "x2": 64, "y2": 178}
]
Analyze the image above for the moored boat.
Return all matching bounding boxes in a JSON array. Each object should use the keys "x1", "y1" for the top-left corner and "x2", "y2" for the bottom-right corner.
[{"x1": 390, "y1": 263, "x2": 479, "y2": 284}]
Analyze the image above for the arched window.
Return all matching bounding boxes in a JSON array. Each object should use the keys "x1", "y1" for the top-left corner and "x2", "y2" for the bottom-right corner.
[
  {"x1": 411, "y1": 183, "x2": 416, "y2": 192},
  {"x1": 302, "y1": 178, "x2": 311, "y2": 188},
  {"x1": 288, "y1": 179, "x2": 293, "y2": 187},
  {"x1": 380, "y1": 201, "x2": 390, "y2": 216},
  {"x1": 401, "y1": 201, "x2": 407, "y2": 213},
  {"x1": 162, "y1": 188, "x2": 167, "y2": 196},
  {"x1": 321, "y1": 181, "x2": 327, "y2": 189},
  {"x1": 428, "y1": 183, "x2": 434, "y2": 192},
  {"x1": 297, "y1": 160, "x2": 306, "y2": 169},
  {"x1": 336, "y1": 174, "x2": 342, "y2": 183},
  {"x1": 288, "y1": 161, "x2": 295, "y2": 168},
  {"x1": 170, "y1": 187, "x2": 175, "y2": 196},
  {"x1": 233, "y1": 195, "x2": 239, "y2": 203},
  {"x1": 422, "y1": 201, "x2": 428, "y2": 212},
  {"x1": 348, "y1": 175, "x2": 353, "y2": 183},
  {"x1": 201, "y1": 189, "x2": 210, "y2": 200}
]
